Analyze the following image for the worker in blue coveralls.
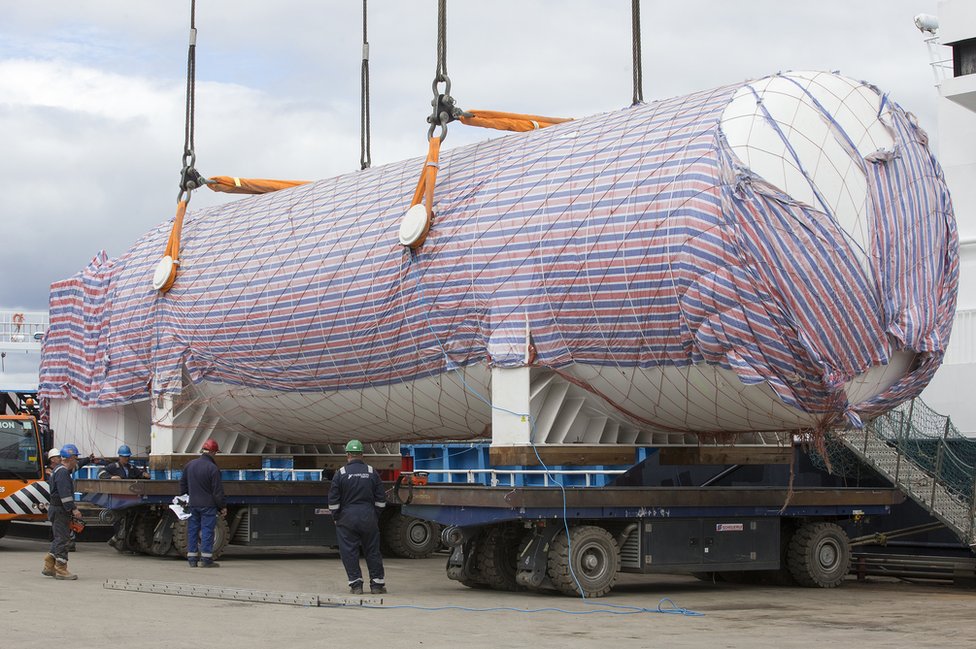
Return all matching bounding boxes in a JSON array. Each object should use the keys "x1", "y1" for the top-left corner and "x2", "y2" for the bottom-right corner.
[
  {"x1": 42, "y1": 444, "x2": 83, "y2": 580},
  {"x1": 178, "y1": 438, "x2": 226, "y2": 567},
  {"x1": 100, "y1": 444, "x2": 149, "y2": 550},
  {"x1": 328, "y1": 439, "x2": 387, "y2": 595},
  {"x1": 99, "y1": 444, "x2": 150, "y2": 480}
]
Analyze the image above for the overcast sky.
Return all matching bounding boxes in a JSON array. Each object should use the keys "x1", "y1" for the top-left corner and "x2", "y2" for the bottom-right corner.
[{"x1": 0, "y1": 0, "x2": 945, "y2": 378}]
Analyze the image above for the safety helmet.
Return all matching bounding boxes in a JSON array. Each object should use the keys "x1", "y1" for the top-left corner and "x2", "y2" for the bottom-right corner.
[
  {"x1": 344, "y1": 439, "x2": 364, "y2": 454},
  {"x1": 118, "y1": 444, "x2": 132, "y2": 457},
  {"x1": 60, "y1": 443, "x2": 80, "y2": 459},
  {"x1": 47, "y1": 448, "x2": 62, "y2": 460},
  {"x1": 201, "y1": 438, "x2": 220, "y2": 453}
]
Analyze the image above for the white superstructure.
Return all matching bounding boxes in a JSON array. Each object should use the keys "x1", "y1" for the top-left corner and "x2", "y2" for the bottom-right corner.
[{"x1": 918, "y1": 0, "x2": 976, "y2": 434}]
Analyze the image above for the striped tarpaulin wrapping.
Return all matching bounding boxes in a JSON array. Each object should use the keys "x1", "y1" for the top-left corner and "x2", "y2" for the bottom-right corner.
[{"x1": 39, "y1": 72, "x2": 957, "y2": 437}]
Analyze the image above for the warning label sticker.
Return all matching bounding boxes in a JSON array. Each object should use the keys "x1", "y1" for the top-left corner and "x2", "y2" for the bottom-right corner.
[{"x1": 715, "y1": 523, "x2": 744, "y2": 532}]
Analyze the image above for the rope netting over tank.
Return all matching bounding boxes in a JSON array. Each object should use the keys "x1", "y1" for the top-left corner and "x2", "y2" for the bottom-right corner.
[{"x1": 38, "y1": 71, "x2": 957, "y2": 452}]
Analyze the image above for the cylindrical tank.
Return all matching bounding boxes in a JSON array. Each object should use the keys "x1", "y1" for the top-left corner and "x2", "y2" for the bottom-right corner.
[{"x1": 40, "y1": 71, "x2": 957, "y2": 451}]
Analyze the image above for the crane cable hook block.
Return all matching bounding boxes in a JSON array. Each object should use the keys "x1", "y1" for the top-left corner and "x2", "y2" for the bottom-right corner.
[{"x1": 155, "y1": 0, "x2": 201, "y2": 294}]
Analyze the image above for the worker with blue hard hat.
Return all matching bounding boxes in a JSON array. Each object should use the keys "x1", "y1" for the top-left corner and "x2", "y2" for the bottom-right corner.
[
  {"x1": 43, "y1": 443, "x2": 84, "y2": 580},
  {"x1": 99, "y1": 444, "x2": 149, "y2": 480},
  {"x1": 99, "y1": 444, "x2": 149, "y2": 552},
  {"x1": 328, "y1": 439, "x2": 388, "y2": 595}
]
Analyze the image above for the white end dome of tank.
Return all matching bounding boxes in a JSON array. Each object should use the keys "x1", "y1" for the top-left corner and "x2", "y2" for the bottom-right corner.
[{"x1": 721, "y1": 71, "x2": 894, "y2": 278}]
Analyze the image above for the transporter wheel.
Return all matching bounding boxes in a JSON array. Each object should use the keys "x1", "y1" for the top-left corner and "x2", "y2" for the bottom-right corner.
[
  {"x1": 382, "y1": 512, "x2": 442, "y2": 559},
  {"x1": 787, "y1": 522, "x2": 850, "y2": 588},
  {"x1": 132, "y1": 511, "x2": 163, "y2": 555},
  {"x1": 0, "y1": 520, "x2": 8, "y2": 539},
  {"x1": 478, "y1": 525, "x2": 523, "y2": 592},
  {"x1": 456, "y1": 530, "x2": 490, "y2": 590},
  {"x1": 173, "y1": 513, "x2": 230, "y2": 560},
  {"x1": 547, "y1": 525, "x2": 619, "y2": 597}
]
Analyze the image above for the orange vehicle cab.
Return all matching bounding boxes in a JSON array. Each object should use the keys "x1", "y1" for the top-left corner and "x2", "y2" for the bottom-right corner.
[{"x1": 0, "y1": 414, "x2": 48, "y2": 538}]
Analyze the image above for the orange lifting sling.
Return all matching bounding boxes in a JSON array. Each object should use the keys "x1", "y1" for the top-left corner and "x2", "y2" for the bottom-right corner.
[
  {"x1": 206, "y1": 176, "x2": 311, "y2": 195},
  {"x1": 458, "y1": 110, "x2": 572, "y2": 133}
]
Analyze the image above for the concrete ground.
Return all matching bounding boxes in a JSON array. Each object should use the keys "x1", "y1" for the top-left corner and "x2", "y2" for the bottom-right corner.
[{"x1": 3, "y1": 535, "x2": 975, "y2": 649}]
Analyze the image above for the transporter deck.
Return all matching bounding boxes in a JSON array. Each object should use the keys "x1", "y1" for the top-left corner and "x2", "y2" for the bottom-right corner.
[{"x1": 398, "y1": 484, "x2": 904, "y2": 526}]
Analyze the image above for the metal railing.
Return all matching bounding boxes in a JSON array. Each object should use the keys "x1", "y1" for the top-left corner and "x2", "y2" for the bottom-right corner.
[
  {"x1": 841, "y1": 397, "x2": 976, "y2": 546},
  {"x1": 0, "y1": 310, "x2": 48, "y2": 349}
]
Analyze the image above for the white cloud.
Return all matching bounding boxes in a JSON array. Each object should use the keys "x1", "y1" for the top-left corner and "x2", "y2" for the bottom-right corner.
[{"x1": 0, "y1": 0, "x2": 945, "y2": 318}]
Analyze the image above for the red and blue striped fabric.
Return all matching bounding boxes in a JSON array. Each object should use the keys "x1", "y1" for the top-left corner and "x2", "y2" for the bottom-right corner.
[{"x1": 39, "y1": 73, "x2": 957, "y2": 433}]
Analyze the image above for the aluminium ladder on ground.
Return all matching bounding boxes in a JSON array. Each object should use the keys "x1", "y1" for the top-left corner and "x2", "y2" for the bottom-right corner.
[{"x1": 839, "y1": 397, "x2": 976, "y2": 546}]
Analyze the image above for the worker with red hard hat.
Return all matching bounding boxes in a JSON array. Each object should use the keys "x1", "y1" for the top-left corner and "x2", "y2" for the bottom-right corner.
[{"x1": 178, "y1": 438, "x2": 226, "y2": 567}]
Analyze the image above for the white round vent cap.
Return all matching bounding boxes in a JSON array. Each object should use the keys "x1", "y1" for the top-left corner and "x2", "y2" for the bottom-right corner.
[
  {"x1": 399, "y1": 203, "x2": 430, "y2": 247},
  {"x1": 152, "y1": 256, "x2": 175, "y2": 291}
]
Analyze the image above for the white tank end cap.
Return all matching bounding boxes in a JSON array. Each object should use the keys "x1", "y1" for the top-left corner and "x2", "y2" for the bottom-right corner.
[
  {"x1": 152, "y1": 256, "x2": 175, "y2": 291},
  {"x1": 399, "y1": 203, "x2": 430, "y2": 247}
]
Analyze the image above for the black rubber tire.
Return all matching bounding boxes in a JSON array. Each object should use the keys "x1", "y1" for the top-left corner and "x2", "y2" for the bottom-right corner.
[
  {"x1": 456, "y1": 531, "x2": 490, "y2": 589},
  {"x1": 478, "y1": 525, "x2": 523, "y2": 591},
  {"x1": 0, "y1": 520, "x2": 8, "y2": 540},
  {"x1": 382, "y1": 513, "x2": 441, "y2": 559},
  {"x1": 547, "y1": 525, "x2": 619, "y2": 597},
  {"x1": 132, "y1": 511, "x2": 163, "y2": 554},
  {"x1": 787, "y1": 522, "x2": 850, "y2": 588},
  {"x1": 173, "y1": 514, "x2": 230, "y2": 560}
]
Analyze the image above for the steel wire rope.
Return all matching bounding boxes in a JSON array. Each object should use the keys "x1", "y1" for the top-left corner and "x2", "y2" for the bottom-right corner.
[
  {"x1": 147, "y1": 0, "x2": 202, "y2": 436},
  {"x1": 181, "y1": 0, "x2": 198, "y2": 200},
  {"x1": 631, "y1": 0, "x2": 644, "y2": 105},
  {"x1": 154, "y1": 2, "x2": 377, "y2": 440},
  {"x1": 360, "y1": 0, "x2": 371, "y2": 170}
]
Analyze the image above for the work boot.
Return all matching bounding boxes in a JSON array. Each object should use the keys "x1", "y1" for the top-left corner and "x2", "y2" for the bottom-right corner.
[
  {"x1": 41, "y1": 553, "x2": 56, "y2": 577},
  {"x1": 199, "y1": 560, "x2": 220, "y2": 568},
  {"x1": 370, "y1": 583, "x2": 387, "y2": 595},
  {"x1": 350, "y1": 582, "x2": 363, "y2": 595},
  {"x1": 188, "y1": 559, "x2": 198, "y2": 567},
  {"x1": 54, "y1": 560, "x2": 78, "y2": 580}
]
